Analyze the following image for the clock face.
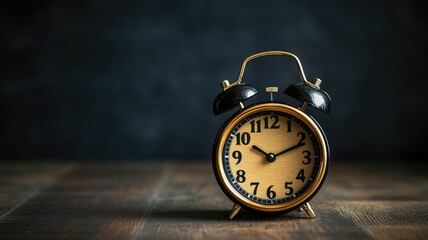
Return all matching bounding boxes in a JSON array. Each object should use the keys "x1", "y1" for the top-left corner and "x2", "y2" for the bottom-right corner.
[{"x1": 214, "y1": 103, "x2": 328, "y2": 212}]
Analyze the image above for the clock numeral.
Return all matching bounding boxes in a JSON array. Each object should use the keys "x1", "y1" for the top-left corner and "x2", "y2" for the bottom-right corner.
[
  {"x1": 266, "y1": 185, "x2": 277, "y2": 199},
  {"x1": 250, "y1": 182, "x2": 260, "y2": 195},
  {"x1": 302, "y1": 150, "x2": 311, "y2": 165},
  {"x1": 263, "y1": 115, "x2": 280, "y2": 129},
  {"x1": 285, "y1": 181, "x2": 294, "y2": 195},
  {"x1": 236, "y1": 170, "x2": 246, "y2": 183},
  {"x1": 235, "y1": 132, "x2": 250, "y2": 145},
  {"x1": 296, "y1": 169, "x2": 306, "y2": 182},
  {"x1": 297, "y1": 132, "x2": 306, "y2": 145},
  {"x1": 250, "y1": 116, "x2": 280, "y2": 132},
  {"x1": 250, "y1": 120, "x2": 261, "y2": 133},
  {"x1": 232, "y1": 150, "x2": 242, "y2": 165},
  {"x1": 286, "y1": 119, "x2": 292, "y2": 132}
]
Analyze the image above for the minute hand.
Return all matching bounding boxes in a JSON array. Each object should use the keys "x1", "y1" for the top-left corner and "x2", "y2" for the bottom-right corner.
[{"x1": 276, "y1": 142, "x2": 305, "y2": 157}]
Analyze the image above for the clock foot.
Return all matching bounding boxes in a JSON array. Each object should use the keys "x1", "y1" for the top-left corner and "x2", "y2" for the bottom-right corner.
[
  {"x1": 228, "y1": 203, "x2": 242, "y2": 220},
  {"x1": 302, "y1": 202, "x2": 315, "y2": 218}
]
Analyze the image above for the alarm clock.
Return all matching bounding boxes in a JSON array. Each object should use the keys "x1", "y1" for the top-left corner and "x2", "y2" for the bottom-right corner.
[{"x1": 212, "y1": 51, "x2": 331, "y2": 219}]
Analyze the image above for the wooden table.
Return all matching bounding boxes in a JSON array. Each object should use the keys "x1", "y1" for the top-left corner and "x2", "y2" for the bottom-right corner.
[{"x1": 0, "y1": 161, "x2": 427, "y2": 239}]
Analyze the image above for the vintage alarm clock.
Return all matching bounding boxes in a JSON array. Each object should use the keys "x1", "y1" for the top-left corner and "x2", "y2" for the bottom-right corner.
[{"x1": 212, "y1": 51, "x2": 331, "y2": 219}]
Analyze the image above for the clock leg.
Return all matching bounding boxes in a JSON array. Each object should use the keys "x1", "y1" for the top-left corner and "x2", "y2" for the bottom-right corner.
[
  {"x1": 228, "y1": 203, "x2": 242, "y2": 220},
  {"x1": 302, "y1": 202, "x2": 315, "y2": 218}
]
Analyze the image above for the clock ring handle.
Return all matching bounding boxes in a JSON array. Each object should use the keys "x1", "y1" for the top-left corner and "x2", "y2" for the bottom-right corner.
[{"x1": 225, "y1": 51, "x2": 311, "y2": 90}]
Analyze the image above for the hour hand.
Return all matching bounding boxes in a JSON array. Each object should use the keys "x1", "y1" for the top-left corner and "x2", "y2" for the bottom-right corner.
[
  {"x1": 252, "y1": 145, "x2": 268, "y2": 156},
  {"x1": 252, "y1": 145, "x2": 276, "y2": 163}
]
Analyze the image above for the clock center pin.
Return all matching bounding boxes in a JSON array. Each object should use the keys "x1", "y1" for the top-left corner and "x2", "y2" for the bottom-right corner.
[{"x1": 266, "y1": 153, "x2": 276, "y2": 162}]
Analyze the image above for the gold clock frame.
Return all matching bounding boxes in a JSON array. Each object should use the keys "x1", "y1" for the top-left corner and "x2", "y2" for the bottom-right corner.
[{"x1": 213, "y1": 102, "x2": 328, "y2": 218}]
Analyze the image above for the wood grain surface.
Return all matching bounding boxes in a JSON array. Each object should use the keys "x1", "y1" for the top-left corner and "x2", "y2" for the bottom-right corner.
[{"x1": 0, "y1": 161, "x2": 427, "y2": 239}]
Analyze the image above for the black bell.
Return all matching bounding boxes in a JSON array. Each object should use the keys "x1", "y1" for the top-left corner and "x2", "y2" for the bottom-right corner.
[
  {"x1": 284, "y1": 82, "x2": 331, "y2": 113},
  {"x1": 213, "y1": 84, "x2": 258, "y2": 115}
]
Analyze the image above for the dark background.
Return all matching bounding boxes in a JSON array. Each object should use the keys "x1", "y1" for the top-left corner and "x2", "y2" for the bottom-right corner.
[{"x1": 1, "y1": 0, "x2": 427, "y2": 161}]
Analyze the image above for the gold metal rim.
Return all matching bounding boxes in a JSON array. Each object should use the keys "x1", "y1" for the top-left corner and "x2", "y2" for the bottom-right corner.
[{"x1": 214, "y1": 103, "x2": 328, "y2": 213}]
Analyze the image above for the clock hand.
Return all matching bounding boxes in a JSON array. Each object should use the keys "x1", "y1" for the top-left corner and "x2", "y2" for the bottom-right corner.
[
  {"x1": 276, "y1": 142, "x2": 305, "y2": 157},
  {"x1": 251, "y1": 145, "x2": 268, "y2": 156},
  {"x1": 252, "y1": 145, "x2": 276, "y2": 163}
]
